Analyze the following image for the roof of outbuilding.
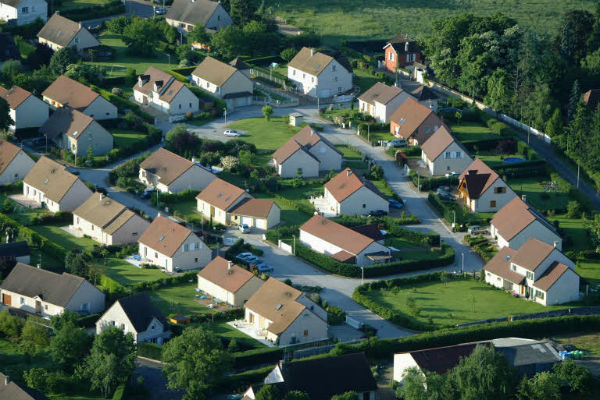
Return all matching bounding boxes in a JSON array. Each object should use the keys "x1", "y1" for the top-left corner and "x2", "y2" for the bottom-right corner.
[
  {"x1": 458, "y1": 159, "x2": 499, "y2": 199},
  {"x1": 0, "y1": 139, "x2": 24, "y2": 175},
  {"x1": 115, "y1": 293, "x2": 167, "y2": 333},
  {"x1": 41, "y1": 75, "x2": 101, "y2": 110},
  {"x1": 138, "y1": 216, "x2": 194, "y2": 258},
  {"x1": 23, "y1": 156, "x2": 82, "y2": 203},
  {"x1": 324, "y1": 168, "x2": 386, "y2": 203},
  {"x1": 389, "y1": 97, "x2": 438, "y2": 140},
  {"x1": 139, "y1": 148, "x2": 200, "y2": 186},
  {"x1": 192, "y1": 56, "x2": 239, "y2": 87},
  {"x1": 166, "y1": 0, "x2": 222, "y2": 26},
  {"x1": 195, "y1": 178, "x2": 248, "y2": 211},
  {"x1": 408, "y1": 342, "x2": 483, "y2": 374},
  {"x1": 300, "y1": 215, "x2": 375, "y2": 256},
  {"x1": 40, "y1": 107, "x2": 96, "y2": 140},
  {"x1": 73, "y1": 193, "x2": 137, "y2": 234},
  {"x1": 0, "y1": 241, "x2": 30, "y2": 258},
  {"x1": 197, "y1": 256, "x2": 257, "y2": 294},
  {"x1": 358, "y1": 82, "x2": 404, "y2": 106},
  {"x1": 351, "y1": 223, "x2": 385, "y2": 242},
  {"x1": 0, "y1": 85, "x2": 32, "y2": 109},
  {"x1": 495, "y1": 341, "x2": 561, "y2": 367}
]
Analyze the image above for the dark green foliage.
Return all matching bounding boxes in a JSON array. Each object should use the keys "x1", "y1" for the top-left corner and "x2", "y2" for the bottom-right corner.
[
  {"x1": 50, "y1": 321, "x2": 93, "y2": 372},
  {"x1": 122, "y1": 17, "x2": 161, "y2": 56},
  {"x1": 331, "y1": 392, "x2": 359, "y2": 400},
  {"x1": 552, "y1": 359, "x2": 594, "y2": 393},
  {"x1": 49, "y1": 47, "x2": 79, "y2": 75},
  {"x1": 0, "y1": 309, "x2": 24, "y2": 340},
  {"x1": 255, "y1": 384, "x2": 281, "y2": 400},
  {"x1": 0, "y1": 97, "x2": 14, "y2": 131},
  {"x1": 60, "y1": 0, "x2": 125, "y2": 21}
]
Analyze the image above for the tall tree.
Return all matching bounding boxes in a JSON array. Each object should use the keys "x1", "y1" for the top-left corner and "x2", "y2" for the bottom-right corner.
[
  {"x1": 50, "y1": 321, "x2": 93, "y2": 371},
  {"x1": 553, "y1": 359, "x2": 594, "y2": 393},
  {"x1": 122, "y1": 16, "x2": 161, "y2": 56},
  {"x1": 485, "y1": 68, "x2": 513, "y2": 113},
  {"x1": 545, "y1": 109, "x2": 563, "y2": 138},
  {"x1": 0, "y1": 98, "x2": 14, "y2": 132},
  {"x1": 229, "y1": 0, "x2": 258, "y2": 26},
  {"x1": 49, "y1": 47, "x2": 78, "y2": 75},
  {"x1": 21, "y1": 320, "x2": 50, "y2": 355},
  {"x1": 568, "y1": 80, "x2": 582, "y2": 121},
  {"x1": 516, "y1": 371, "x2": 561, "y2": 400},
  {"x1": 557, "y1": 10, "x2": 594, "y2": 63}
]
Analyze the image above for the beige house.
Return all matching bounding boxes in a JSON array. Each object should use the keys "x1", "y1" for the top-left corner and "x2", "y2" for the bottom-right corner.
[
  {"x1": 196, "y1": 178, "x2": 252, "y2": 225},
  {"x1": 0, "y1": 0, "x2": 47, "y2": 26},
  {"x1": 484, "y1": 239, "x2": 580, "y2": 306},
  {"x1": 166, "y1": 0, "x2": 232, "y2": 32},
  {"x1": 133, "y1": 67, "x2": 199, "y2": 115},
  {"x1": 138, "y1": 215, "x2": 212, "y2": 272},
  {"x1": 389, "y1": 97, "x2": 443, "y2": 145},
  {"x1": 42, "y1": 75, "x2": 117, "y2": 120},
  {"x1": 288, "y1": 47, "x2": 353, "y2": 98},
  {"x1": 272, "y1": 126, "x2": 343, "y2": 178},
  {"x1": 23, "y1": 156, "x2": 92, "y2": 212},
  {"x1": 244, "y1": 278, "x2": 327, "y2": 346},
  {"x1": 96, "y1": 293, "x2": 170, "y2": 344},
  {"x1": 40, "y1": 107, "x2": 114, "y2": 157},
  {"x1": 322, "y1": 168, "x2": 389, "y2": 216},
  {"x1": 458, "y1": 159, "x2": 516, "y2": 213},
  {"x1": 358, "y1": 82, "x2": 410, "y2": 123},
  {"x1": 0, "y1": 85, "x2": 49, "y2": 130},
  {"x1": 37, "y1": 13, "x2": 100, "y2": 51},
  {"x1": 230, "y1": 198, "x2": 280, "y2": 230},
  {"x1": 72, "y1": 193, "x2": 150, "y2": 245},
  {"x1": 197, "y1": 256, "x2": 264, "y2": 307},
  {"x1": 139, "y1": 147, "x2": 216, "y2": 193},
  {"x1": 420, "y1": 126, "x2": 472, "y2": 176},
  {"x1": 300, "y1": 215, "x2": 391, "y2": 265},
  {"x1": 0, "y1": 139, "x2": 35, "y2": 185},
  {"x1": 0, "y1": 263, "x2": 105, "y2": 317},
  {"x1": 191, "y1": 56, "x2": 253, "y2": 110},
  {"x1": 491, "y1": 196, "x2": 562, "y2": 251}
]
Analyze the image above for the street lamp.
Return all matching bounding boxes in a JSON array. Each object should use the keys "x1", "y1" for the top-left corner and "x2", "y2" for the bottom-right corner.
[
  {"x1": 224, "y1": 109, "x2": 227, "y2": 126},
  {"x1": 452, "y1": 210, "x2": 456, "y2": 231},
  {"x1": 461, "y1": 252, "x2": 465, "y2": 273},
  {"x1": 361, "y1": 266, "x2": 364, "y2": 285}
]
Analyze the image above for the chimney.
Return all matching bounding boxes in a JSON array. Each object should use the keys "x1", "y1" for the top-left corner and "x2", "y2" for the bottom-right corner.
[
  {"x1": 99, "y1": 193, "x2": 104, "y2": 201},
  {"x1": 37, "y1": 264, "x2": 41, "y2": 269},
  {"x1": 405, "y1": 42, "x2": 410, "y2": 52},
  {"x1": 521, "y1": 194, "x2": 527, "y2": 203},
  {"x1": 553, "y1": 241, "x2": 558, "y2": 248},
  {"x1": 138, "y1": 75, "x2": 145, "y2": 88},
  {"x1": 310, "y1": 48, "x2": 315, "y2": 56},
  {"x1": 347, "y1": 169, "x2": 352, "y2": 176},
  {"x1": 228, "y1": 260, "x2": 232, "y2": 270},
  {"x1": 468, "y1": 169, "x2": 477, "y2": 175},
  {"x1": 4, "y1": 375, "x2": 9, "y2": 386}
]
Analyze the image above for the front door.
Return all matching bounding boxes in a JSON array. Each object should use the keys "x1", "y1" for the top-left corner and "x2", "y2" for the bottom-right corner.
[
  {"x1": 2, "y1": 294, "x2": 11, "y2": 306},
  {"x1": 35, "y1": 300, "x2": 41, "y2": 314}
]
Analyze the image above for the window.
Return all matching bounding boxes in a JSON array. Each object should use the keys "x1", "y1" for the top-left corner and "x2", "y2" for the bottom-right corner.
[
  {"x1": 338, "y1": 87, "x2": 342, "y2": 93},
  {"x1": 132, "y1": 232, "x2": 138, "y2": 236},
  {"x1": 297, "y1": 168, "x2": 303, "y2": 175},
  {"x1": 183, "y1": 244, "x2": 189, "y2": 252},
  {"x1": 447, "y1": 166, "x2": 451, "y2": 171},
  {"x1": 334, "y1": 76, "x2": 338, "y2": 82},
  {"x1": 77, "y1": 217, "x2": 80, "y2": 224},
  {"x1": 21, "y1": 6, "x2": 28, "y2": 13},
  {"x1": 455, "y1": 151, "x2": 462, "y2": 158},
  {"x1": 445, "y1": 151, "x2": 451, "y2": 159},
  {"x1": 332, "y1": 65, "x2": 336, "y2": 72},
  {"x1": 154, "y1": 252, "x2": 158, "y2": 258},
  {"x1": 179, "y1": 104, "x2": 182, "y2": 109},
  {"x1": 303, "y1": 73, "x2": 306, "y2": 79},
  {"x1": 512, "y1": 265, "x2": 516, "y2": 271},
  {"x1": 20, "y1": 297, "x2": 25, "y2": 305},
  {"x1": 303, "y1": 330, "x2": 308, "y2": 336},
  {"x1": 74, "y1": 38, "x2": 79, "y2": 44},
  {"x1": 526, "y1": 271, "x2": 534, "y2": 280},
  {"x1": 407, "y1": 53, "x2": 416, "y2": 62},
  {"x1": 189, "y1": 102, "x2": 192, "y2": 108},
  {"x1": 536, "y1": 290, "x2": 544, "y2": 299},
  {"x1": 91, "y1": 225, "x2": 94, "y2": 231},
  {"x1": 494, "y1": 187, "x2": 507, "y2": 194},
  {"x1": 293, "y1": 70, "x2": 295, "y2": 76},
  {"x1": 425, "y1": 126, "x2": 431, "y2": 133},
  {"x1": 388, "y1": 52, "x2": 394, "y2": 61},
  {"x1": 44, "y1": 305, "x2": 48, "y2": 310},
  {"x1": 362, "y1": 203, "x2": 366, "y2": 208},
  {"x1": 195, "y1": 258, "x2": 198, "y2": 262},
  {"x1": 490, "y1": 200, "x2": 496, "y2": 208}
]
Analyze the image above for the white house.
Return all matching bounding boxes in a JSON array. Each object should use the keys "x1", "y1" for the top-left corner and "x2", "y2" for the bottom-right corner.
[
  {"x1": 197, "y1": 256, "x2": 264, "y2": 307},
  {"x1": 166, "y1": 0, "x2": 232, "y2": 32},
  {"x1": 0, "y1": 263, "x2": 105, "y2": 317},
  {"x1": 139, "y1": 148, "x2": 216, "y2": 193},
  {"x1": 389, "y1": 97, "x2": 443, "y2": 145},
  {"x1": 37, "y1": 13, "x2": 99, "y2": 51},
  {"x1": 299, "y1": 215, "x2": 391, "y2": 265},
  {"x1": 230, "y1": 198, "x2": 280, "y2": 230},
  {"x1": 138, "y1": 215, "x2": 211, "y2": 272},
  {"x1": 287, "y1": 47, "x2": 353, "y2": 98},
  {"x1": 458, "y1": 159, "x2": 517, "y2": 213},
  {"x1": 420, "y1": 126, "x2": 472, "y2": 176},
  {"x1": 191, "y1": 56, "x2": 253, "y2": 110},
  {"x1": 491, "y1": 196, "x2": 562, "y2": 251},
  {"x1": 322, "y1": 168, "x2": 389, "y2": 216},
  {"x1": 23, "y1": 156, "x2": 92, "y2": 212},
  {"x1": 72, "y1": 193, "x2": 150, "y2": 246},
  {"x1": 0, "y1": 139, "x2": 35, "y2": 185},
  {"x1": 0, "y1": 85, "x2": 49, "y2": 130},
  {"x1": 196, "y1": 178, "x2": 252, "y2": 226},
  {"x1": 40, "y1": 107, "x2": 114, "y2": 157},
  {"x1": 272, "y1": 125, "x2": 342, "y2": 178},
  {"x1": 42, "y1": 75, "x2": 117, "y2": 120},
  {"x1": 133, "y1": 67, "x2": 199, "y2": 115},
  {"x1": 96, "y1": 293, "x2": 170, "y2": 344},
  {"x1": 484, "y1": 238, "x2": 580, "y2": 306},
  {"x1": 244, "y1": 277, "x2": 328, "y2": 346},
  {"x1": 0, "y1": 0, "x2": 47, "y2": 26},
  {"x1": 358, "y1": 82, "x2": 410, "y2": 123}
]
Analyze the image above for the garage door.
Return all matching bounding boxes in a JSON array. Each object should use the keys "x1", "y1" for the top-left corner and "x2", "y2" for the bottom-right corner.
[
  {"x1": 256, "y1": 219, "x2": 267, "y2": 230},
  {"x1": 241, "y1": 216, "x2": 253, "y2": 227},
  {"x1": 2, "y1": 294, "x2": 11, "y2": 306}
]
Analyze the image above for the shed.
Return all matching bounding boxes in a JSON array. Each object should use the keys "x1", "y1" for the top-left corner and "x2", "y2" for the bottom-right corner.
[{"x1": 289, "y1": 112, "x2": 303, "y2": 127}]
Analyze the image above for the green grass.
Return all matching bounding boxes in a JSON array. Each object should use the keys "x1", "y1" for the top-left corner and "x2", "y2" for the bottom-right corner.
[
  {"x1": 268, "y1": 0, "x2": 595, "y2": 46},
  {"x1": 111, "y1": 130, "x2": 147, "y2": 149},
  {"x1": 364, "y1": 279, "x2": 569, "y2": 328},
  {"x1": 370, "y1": 179, "x2": 394, "y2": 198},
  {"x1": 508, "y1": 177, "x2": 570, "y2": 211},
  {"x1": 553, "y1": 332, "x2": 600, "y2": 358},
  {"x1": 344, "y1": 160, "x2": 369, "y2": 170},
  {"x1": 452, "y1": 122, "x2": 498, "y2": 142},
  {"x1": 59, "y1": 0, "x2": 111, "y2": 11},
  {"x1": 100, "y1": 258, "x2": 167, "y2": 286},
  {"x1": 228, "y1": 117, "x2": 302, "y2": 152},
  {"x1": 149, "y1": 282, "x2": 216, "y2": 316},
  {"x1": 353, "y1": 68, "x2": 381, "y2": 94},
  {"x1": 335, "y1": 145, "x2": 363, "y2": 160},
  {"x1": 30, "y1": 224, "x2": 97, "y2": 252},
  {"x1": 576, "y1": 260, "x2": 600, "y2": 288}
]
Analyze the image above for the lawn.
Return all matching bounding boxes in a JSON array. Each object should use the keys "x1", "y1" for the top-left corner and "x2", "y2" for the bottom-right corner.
[
  {"x1": 575, "y1": 260, "x2": 600, "y2": 288},
  {"x1": 148, "y1": 282, "x2": 215, "y2": 316},
  {"x1": 364, "y1": 279, "x2": 569, "y2": 328},
  {"x1": 548, "y1": 215, "x2": 591, "y2": 253},
  {"x1": 227, "y1": 117, "x2": 302, "y2": 152},
  {"x1": 370, "y1": 179, "x2": 394, "y2": 198},
  {"x1": 268, "y1": 0, "x2": 594, "y2": 45},
  {"x1": 353, "y1": 68, "x2": 381, "y2": 94},
  {"x1": 452, "y1": 122, "x2": 498, "y2": 143},
  {"x1": 100, "y1": 258, "x2": 167, "y2": 286},
  {"x1": 335, "y1": 145, "x2": 363, "y2": 160},
  {"x1": 553, "y1": 332, "x2": 600, "y2": 358},
  {"x1": 254, "y1": 191, "x2": 312, "y2": 226},
  {"x1": 111, "y1": 130, "x2": 148, "y2": 149},
  {"x1": 30, "y1": 224, "x2": 98, "y2": 252},
  {"x1": 59, "y1": 0, "x2": 111, "y2": 11},
  {"x1": 507, "y1": 177, "x2": 570, "y2": 211}
]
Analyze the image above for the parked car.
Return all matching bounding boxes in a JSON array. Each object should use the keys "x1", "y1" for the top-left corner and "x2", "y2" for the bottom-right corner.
[
  {"x1": 237, "y1": 252, "x2": 253, "y2": 259},
  {"x1": 154, "y1": 7, "x2": 166, "y2": 15},
  {"x1": 389, "y1": 199, "x2": 404, "y2": 209},
  {"x1": 445, "y1": 171, "x2": 459, "y2": 177},
  {"x1": 467, "y1": 225, "x2": 488, "y2": 235},
  {"x1": 238, "y1": 224, "x2": 251, "y2": 233},
  {"x1": 368, "y1": 210, "x2": 388, "y2": 217},
  {"x1": 224, "y1": 129, "x2": 241, "y2": 137},
  {"x1": 255, "y1": 262, "x2": 274, "y2": 273},
  {"x1": 386, "y1": 138, "x2": 407, "y2": 148},
  {"x1": 140, "y1": 189, "x2": 156, "y2": 199}
]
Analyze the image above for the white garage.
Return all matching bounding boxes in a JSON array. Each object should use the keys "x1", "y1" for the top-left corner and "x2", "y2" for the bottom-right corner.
[
  {"x1": 230, "y1": 199, "x2": 281, "y2": 230},
  {"x1": 241, "y1": 216, "x2": 253, "y2": 226}
]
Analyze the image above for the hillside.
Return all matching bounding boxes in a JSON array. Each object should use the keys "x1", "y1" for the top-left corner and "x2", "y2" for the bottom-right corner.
[{"x1": 267, "y1": 0, "x2": 596, "y2": 45}]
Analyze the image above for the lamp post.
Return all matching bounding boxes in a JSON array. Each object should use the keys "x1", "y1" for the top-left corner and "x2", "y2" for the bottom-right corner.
[
  {"x1": 452, "y1": 210, "x2": 456, "y2": 232},
  {"x1": 461, "y1": 252, "x2": 464, "y2": 273},
  {"x1": 361, "y1": 266, "x2": 364, "y2": 285},
  {"x1": 224, "y1": 109, "x2": 227, "y2": 126}
]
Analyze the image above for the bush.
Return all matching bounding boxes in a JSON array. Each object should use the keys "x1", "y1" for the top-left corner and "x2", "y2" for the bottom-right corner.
[
  {"x1": 410, "y1": 172, "x2": 459, "y2": 192},
  {"x1": 61, "y1": 0, "x2": 125, "y2": 21},
  {"x1": 327, "y1": 305, "x2": 346, "y2": 325},
  {"x1": 567, "y1": 201, "x2": 583, "y2": 218},
  {"x1": 232, "y1": 347, "x2": 283, "y2": 369},
  {"x1": 137, "y1": 342, "x2": 163, "y2": 360}
]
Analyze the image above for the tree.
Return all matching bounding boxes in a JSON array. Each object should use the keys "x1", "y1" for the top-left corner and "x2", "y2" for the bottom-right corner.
[
  {"x1": 398, "y1": 367, "x2": 427, "y2": 400},
  {"x1": 24, "y1": 43, "x2": 53, "y2": 70},
  {"x1": 50, "y1": 321, "x2": 93, "y2": 371},
  {"x1": 262, "y1": 105, "x2": 274, "y2": 121},
  {"x1": 553, "y1": 358, "x2": 594, "y2": 393},
  {"x1": 105, "y1": 15, "x2": 131, "y2": 34},
  {"x1": 162, "y1": 327, "x2": 233, "y2": 400},
  {"x1": 165, "y1": 124, "x2": 189, "y2": 147},
  {"x1": 485, "y1": 68, "x2": 512, "y2": 114},
  {"x1": 49, "y1": 47, "x2": 78, "y2": 75},
  {"x1": 280, "y1": 48, "x2": 298, "y2": 62},
  {"x1": 330, "y1": 392, "x2": 359, "y2": 400},
  {"x1": 567, "y1": 200, "x2": 582, "y2": 218},
  {"x1": 230, "y1": 0, "x2": 258, "y2": 26},
  {"x1": 50, "y1": 310, "x2": 80, "y2": 331},
  {"x1": 0, "y1": 309, "x2": 23, "y2": 340},
  {"x1": 65, "y1": 64, "x2": 103, "y2": 86},
  {"x1": 545, "y1": 109, "x2": 563, "y2": 138},
  {"x1": 1, "y1": 60, "x2": 23, "y2": 85},
  {"x1": 126, "y1": 67, "x2": 137, "y2": 86},
  {"x1": 23, "y1": 368, "x2": 49, "y2": 391},
  {"x1": 122, "y1": 17, "x2": 161, "y2": 56},
  {"x1": 255, "y1": 385, "x2": 281, "y2": 400},
  {"x1": 568, "y1": 80, "x2": 581, "y2": 122},
  {"x1": 21, "y1": 320, "x2": 50, "y2": 355},
  {"x1": 78, "y1": 326, "x2": 136, "y2": 397},
  {"x1": 211, "y1": 25, "x2": 246, "y2": 59},
  {"x1": 0, "y1": 98, "x2": 14, "y2": 132},
  {"x1": 188, "y1": 25, "x2": 210, "y2": 44},
  {"x1": 64, "y1": 251, "x2": 90, "y2": 278},
  {"x1": 516, "y1": 371, "x2": 560, "y2": 400},
  {"x1": 282, "y1": 391, "x2": 310, "y2": 400}
]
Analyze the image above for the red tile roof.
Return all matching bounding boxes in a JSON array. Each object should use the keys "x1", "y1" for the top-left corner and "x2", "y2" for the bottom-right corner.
[
  {"x1": 300, "y1": 215, "x2": 374, "y2": 256},
  {"x1": 389, "y1": 97, "x2": 437, "y2": 140},
  {"x1": 230, "y1": 198, "x2": 277, "y2": 219},
  {"x1": 483, "y1": 247, "x2": 523, "y2": 285},
  {"x1": 324, "y1": 168, "x2": 385, "y2": 203},
  {"x1": 196, "y1": 178, "x2": 248, "y2": 211},
  {"x1": 197, "y1": 256, "x2": 256, "y2": 293},
  {"x1": 510, "y1": 238, "x2": 555, "y2": 272},
  {"x1": 533, "y1": 262, "x2": 573, "y2": 292}
]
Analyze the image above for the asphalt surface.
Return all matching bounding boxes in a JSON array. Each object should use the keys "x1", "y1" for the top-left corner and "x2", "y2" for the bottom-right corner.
[
  {"x1": 82, "y1": 0, "x2": 158, "y2": 28},
  {"x1": 134, "y1": 357, "x2": 182, "y2": 400}
]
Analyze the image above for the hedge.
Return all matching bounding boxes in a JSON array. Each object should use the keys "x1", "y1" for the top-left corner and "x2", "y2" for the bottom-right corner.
[
  {"x1": 77, "y1": 313, "x2": 102, "y2": 328},
  {"x1": 151, "y1": 189, "x2": 200, "y2": 207},
  {"x1": 61, "y1": 0, "x2": 125, "y2": 21},
  {"x1": 493, "y1": 160, "x2": 547, "y2": 178},
  {"x1": 217, "y1": 365, "x2": 273, "y2": 393},
  {"x1": 233, "y1": 347, "x2": 283, "y2": 369},
  {"x1": 0, "y1": 213, "x2": 67, "y2": 261},
  {"x1": 111, "y1": 383, "x2": 127, "y2": 400},
  {"x1": 90, "y1": 85, "x2": 154, "y2": 123},
  {"x1": 138, "y1": 342, "x2": 163, "y2": 360},
  {"x1": 30, "y1": 211, "x2": 72, "y2": 226},
  {"x1": 330, "y1": 214, "x2": 420, "y2": 227},
  {"x1": 410, "y1": 173, "x2": 459, "y2": 192}
]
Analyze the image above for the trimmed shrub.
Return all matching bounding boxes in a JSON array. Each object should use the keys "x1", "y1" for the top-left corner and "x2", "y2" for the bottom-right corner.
[
  {"x1": 233, "y1": 347, "x2": 283, "y2": 369},
  {"x1": 410, "y1": 173, "x2": 459, "y2": 192},
  {"x1": 138, "y1": 342, "x2": 163, "y2": 360},
  {"x1": 61, "y1": 0, "x2": 125, "y2": 21}
]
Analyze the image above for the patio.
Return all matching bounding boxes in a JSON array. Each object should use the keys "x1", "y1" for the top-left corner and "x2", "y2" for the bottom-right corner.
[
  {"x1": 9, "y1": 194, "x2": 41, "y2": 209},
  {"x1": 309, "y1": 196, "x2": 337, "y2": 217},
  {"x1": 227, "y1": 320, "x2": 276, "y2": 347}
]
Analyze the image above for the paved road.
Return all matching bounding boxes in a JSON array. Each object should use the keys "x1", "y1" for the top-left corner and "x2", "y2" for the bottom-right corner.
[
  {"x1": 134, "y1": 357, "x2": 182, "y2": 400},
  {"x1": 82, "y1": 0, "x2": 158, "y2": 28}
]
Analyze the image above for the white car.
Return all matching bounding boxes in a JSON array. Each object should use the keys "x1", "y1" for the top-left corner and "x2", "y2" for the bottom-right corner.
[
  {"x1": 239, "y1": 224, "x2": 251, "y2": 233},
  {"x1": 224, "y1": 129, "x2": 241, "y2": 137}
]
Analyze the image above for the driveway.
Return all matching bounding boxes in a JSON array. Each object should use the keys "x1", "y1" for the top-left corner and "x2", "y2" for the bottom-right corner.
[{"x1": 134, "y1": 357, "x2": 182, "y2": 400}]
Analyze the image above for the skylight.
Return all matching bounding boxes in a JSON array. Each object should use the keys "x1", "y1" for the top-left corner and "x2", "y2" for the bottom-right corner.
[
  {"x1": 159, "y1": 235, "x2": 165, "y2": 242},
  {"x1": 43, "y1": 178, "x2": 49, "y2": 184},
  {"x1": 72, "y1": 130, "x2": 78, "y2": 136},
  {"x1": 275, "y1": 304, "x2": 282, "y2": 311}
]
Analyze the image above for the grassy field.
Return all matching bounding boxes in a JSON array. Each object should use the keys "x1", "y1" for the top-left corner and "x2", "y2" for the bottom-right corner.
[
  {"x1": 452, "y1": 122, "x2": 497, "y2": 143},
  {"x1": 553, "y1": 332, "x2": 600, "y2": 358},
  {"x1": 30, "y1": 224, "x2": 98, "y2": 252},
  {"x1": 100, "y1": 258, "x2": 167, "y2": 286},
  {"x1": 148, "y1": 282, "x2": 216, "y2": 316},
  {"x1": 267, "y1": 0, "x2": 595, "y2": 45},
  {"x1": 353, "y1": 68, "x2": 381, "y2": 94},
  {"x1": 508, "y1": 177, "x2": 570, "y2": 211},
  {"x1": 228, "y1": 117, "x2": 302, "y2": 152},
  {"x1": 364, "y1": 279, "x2": 569, "y2": 328},
  {"x1": 59, "y1": 0, "x2": 111, "y2": 11},
  {"x1": 576, "y1": 260, "x2": 600, "y2": 288},
  {"x1": 111, "y1": 130, "x2": 148, "y2": 149}
]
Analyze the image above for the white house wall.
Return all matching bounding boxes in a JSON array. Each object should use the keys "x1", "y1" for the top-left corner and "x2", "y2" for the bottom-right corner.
[
  {"x1": 288, "y1": 59, "x2": 352, "y2": 98},
  {"x1": 167, "y1": 165, "x2": 216, "y2": 193},
  {"x1": 220, "y1": 71, "x2": 253, "y2": 97},
  {"x1": 300, "y1": 229, "x2": 345, "y2": 257},
  {"x1": 84, "y1": 96, "x2": 118, "y2": 120},
  {"x1": 539, "y1": 269, "x2": 580, "y2": 306},
  {"x1": 140, "y1": 233, "x2": 211, "y2": 272},
  {"x1": 339, "y1": 186, "x2": 389, "y2": 216},
  {"x1": 494, "y1": 220, "x2": 563, "y2": 251},
  {"x1": 472, "y1": 178, "x2": 516, "y2": 213},
  {"x1": 1, "y1": 288, "x2": 64, "y2": 317},
  {"x1": 0, "y1": 0, "x2": 47, "y2": 25},
  {"x1": 426, "y1": 142, "x2": 473, "y2": 176},
  {"x1": 197, "y1": 274, "x2": 263, "y2": 307},
  {"x1": 69, "y1": 122, "x2": 113, "y2": 157},
  {"x1": 165, "y1": 86, "x2": 199, "y2": 115},
  {"x1": 108, "y1": 215, "x2": 149, "y2": 245},
  {"x1": 356, "y1": 241, "x2": 390, "y2": 266},
  {"x1": 204, "y1": 4, "x2": 232, "y2": 30},
  {"x1": 393, "y1": 353, "x2": 421, "y2": 384},
  {"x1": 64, "y1": 280, "x2": 105, "y2": 314},
  {"x1": 277, "y1": 150, "x2": 320, "y2": 178},
  {"x1": 276, "y1": 309, "x2": 328, "y2": 346},
  {"x1": 0, "y1": 150, "x2": 34, "y2": 185},
  {"x1": 308, "y1": 141, "x2": 342, "y2": 172},
  {"x1": 12, "y1": 95, "x2": 49, "y2": 129}
]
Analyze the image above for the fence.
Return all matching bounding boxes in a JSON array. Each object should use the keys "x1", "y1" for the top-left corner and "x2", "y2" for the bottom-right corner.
[
  {"x1": 457, "y1": 306, "x2": 600, "y2": 328},
  {"x1": 250, "y1": 68, "x2": 288, "y2": 89},
  {"x1": 278, "y1": 240, "x2": 293, "y2": 254}
]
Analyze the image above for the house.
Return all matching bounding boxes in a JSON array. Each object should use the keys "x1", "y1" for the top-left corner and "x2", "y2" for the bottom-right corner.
[
  {"x1": 134, "y1": 67, "x2": 199, "y2": 115},
  {"x1": 322, "y1": 168, "x2": 389, "y2": 216},
  {"x1": 420, "y1": 126, "x2": 472, "y2": 176},
  {"x1": 383, "y1": 34, "x2": 421, "y2": 73},
  {"x1": 493, "y1": 337, "x2": 562, "y2": 377},
  {"x1": 582, "y1": 89, "x2": 600, "y2": 111},
  {"x1": 166, "y1": 0, "x2": 232, "y2": 32},
  {"x1": 299, "y1": 215, "x2": 391, "y2": 265},
  {"x1": 197, "y1": 256, "x2": 264, "y2": 306},
  {"x1": 42, "y1": 75, "x2": 117, "y2": 120},
  {"x1": 358, "y1": 82, "x2": 410, "y2": 123},
  {"x1": 0, "y1": 372, "x2": 49, "y2": 400},
  {"x1": 244, "y1": 277, "x2": 328, "y2": 346},
  {"x1": 410, "y1": 86, "x2": 439, "y2": 112},
  {"x1": 458, "y1": 159, "x2": 516, "y2": 213},
  {"x1": 287, "y1": 47, "x2": 353, "y2": 98},
  {"x1": 40, "y1": 107, "x2": 114, "y2": 156},
  {"x1": 139, "y1": 147, "x2": 216, "y2": 193},
  {"x1": 37, "y1": 13, "x2": 99, "y2": 51},
  {"x1": 23, "y1": 156, "x2": 92, "y2": 212},
  {"x1": 230, "y1": 198, "x2": 280, "y2": 230},
  {"x1": 191, "y1": 56, "x2": 253, "y2": 110},
  {"x1": 484, "y1": 238, "x2": 580, "y2": 306},
  {"x1": 0, "y1": 0, "x2": 47, "y2": 26},
  {"x1": 0, "y1": 139, "x2": 35, "y2": 185},
  {"x1": 389, "y1": 97, "x2": 443, "y2": 145},
  {"x1": 229, "y1": 57, "x2": 251, "y2": 78},
  {"x1": 0, "y1": 241, "x2": 30, "y2": 266},
  {"x1": 195, "y1": 178, "x2": 252, "y2": 225},
  {"x1": 0, "y1": 85, "x2": 49, "y2": 130},
  {"x1": 491, "y1": 196, "x2": 562, "y2": 251},
  {"x1": 0, "y1": 262, "x2": 105, "y2": 316},
  {"x1": 0, "y1": 33, "x2": 20, "y2": 67},
  {"x1": 72, "y1": 193, "x2": 150, "y2": 245},
  {"x1": 272, "y1": 125, "x2": 342, "y2": 178},
  {"x1": 96, "y1": 293, "x2": 170, "y2": 344},
  {"x1": 138, "y1": 215, "x2": 211, "y2": 272},
  {"x1": 262, "y1": 353, "x2": 377, "y2": 400}
]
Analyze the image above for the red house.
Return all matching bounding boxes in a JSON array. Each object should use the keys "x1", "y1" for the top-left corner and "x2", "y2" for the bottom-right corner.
[{"x1": 383, "y1": 35, "x2": 421, "y2": 73}]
